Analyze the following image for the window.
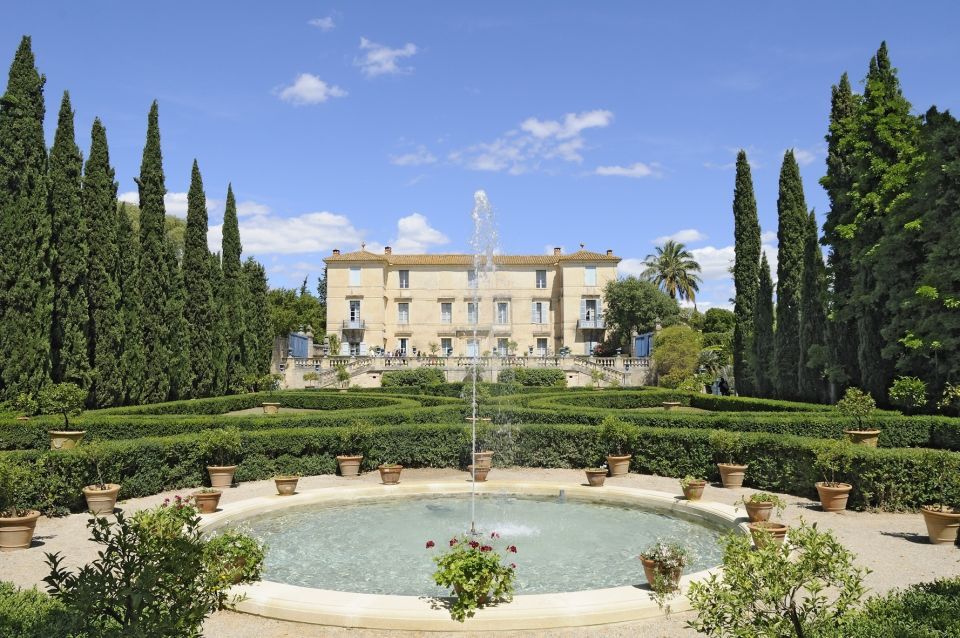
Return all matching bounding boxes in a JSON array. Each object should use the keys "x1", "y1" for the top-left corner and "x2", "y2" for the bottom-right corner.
[
  {"x1": 584, "y1": 266, "x2": 597, "y2": 286},
  {"x1": 536, "y1": 338, "x2": 548, "y2": 356},
  {"x1": 348, "y1": 300, "x2": 361, "y2": 322},
  {"x1": 349, "y1": 266, "x2": 361, "y2": 286},
  {"x1": 531, "y1": 301, "x2": 546, "y2": 324},
  {"x1": 467, "y1": 302, "x2": 478, "y2": 324},
  {"x1": 496, "y1": 302, "x2": 509, "y2": 324},
  {"x1": 398, "y1": 338, "x2": 408, "y2": 355},
  {"x1": 583, "y1": 299, "x2": 598, "y2": 323},
  {"x1": 349, "y1": 342, "x2": 361, "y2": 356},
  {"x1": 466, "y1": 338, "x2": 479, "y2": 357},
  {"x1": 441, "y1": 338, "x2": 453, "y2": 356},
  {"x1": 468, "y1": 269, "x2": 477, "y2": 288},
  {"x1": 398, "y1": 302, "x2": 410, "y2": 324},
  {"x1": 497, "y1": 338, "x2": 509, "y2": 356},
  {"x1": 399, "y1": 270, "x2": 409, "y2": 289},
  {"x1": 440, "y1": 302, "x2": 452, "y2": 324},
  {"x1": 536, "y1": 270, "x2": 547, "y2": 289}
]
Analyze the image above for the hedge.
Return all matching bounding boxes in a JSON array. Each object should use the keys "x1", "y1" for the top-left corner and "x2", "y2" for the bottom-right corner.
[
  {"x1": 846, "y1": 578, "x2": 960, "y2": 637},
  {"x1": 526, "y1": 389, "x2": 835, "y2": 413},
  {"x1": 497, "y1": 368, "x2": 566, "y2": 387},
  {"x1": 3, "y1": 422, "x2": 958, "y2": 514},
  {"x1": 381, "y1": 368, "x2": 446, "y2": 387},
  {"x1": 0, "y1": 582, "x2": 76, "y2": 638},
  {"x1": 94, "y1": 391, "x2": 418, "y2": 416}
]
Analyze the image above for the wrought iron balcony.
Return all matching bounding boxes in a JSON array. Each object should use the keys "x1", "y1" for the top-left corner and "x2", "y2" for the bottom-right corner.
[
  {"x1": 342, "y1": 319, "x2": 366, "y2": 330},
  {"x1": 577, "y1": 318, "x2": 606, "y2": 329}
]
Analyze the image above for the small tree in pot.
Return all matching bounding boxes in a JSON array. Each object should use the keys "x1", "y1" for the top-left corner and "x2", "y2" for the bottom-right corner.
[
  {"x1": 39, "y1": 382, "x2": 87, "y2": 450},
  {"x1": 837, "y1": 387, "x2": 879, "y2": 446},
  {"x1": 813, "y1": 439, "x2": 854, "y2": 512},
  {"x1": 639, "y1": 540, "x2": 691, "y2": 609},
  {"x1": 426, "y1": 532, "x2": 517, "y2": 622},
  {"x1": 0, "y1": 461, "x2": 40, "y2": 550},
  {"x1": 709, "y1": 429, "x2": 748, "y2": 488},
  {"x1": 600, "y1": 416, "x2": 637, "y2": 476},
  {"x1": 80, "y1": 441, "x2": 122, "y2": 516},
  {"x1": 680, "y1": 475, "x2": 707, "y2": 501},
  {"x1": 919, "y1": 451, "x2": 960, "y2": 544},
  {"x1": 198, "y1": 428, "x2": 243, "y2": 489},
  {"x1": 337, "y1": 420, "x2": 371, "y2": 477}
]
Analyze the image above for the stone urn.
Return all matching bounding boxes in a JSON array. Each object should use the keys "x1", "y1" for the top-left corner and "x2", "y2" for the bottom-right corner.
[
  {"x1": 748, "y1": 521, "x2": 789, "y2": 548},
  {"x1": 262, "y1": 402, "x2": 281, "y2": 415},
  {"x1": 274, "y1": 476, "x2": 299, "y2": 496},
  {"x1": 815, "y1": 482, "x2": 853, "y2": 512},
  {"x1": 192, "y1": 489, "x2": 222, "y2": 514},
  {"x1": 473, "y1": 451, "x2": 494, "y2": 469},
  {"x1": 585, "y1": 469, "x2": 607, "y2": 487},
  {"x1": 82, "y1": 483, "x2": 121, "y2": 516},
  {"x1": 606, "y1": 454, "x2": 632, "y2": 476},
  {"x1": 0, "y1": 510, "x2": 41, "y2": 551},
  {"x1": 336, "y1": 455, "x2": 363, "y2": 477},
  {"x1": 717, "y1": 463, "x2": 748, "y2": 488},
  {"x1": 379, "y1": 464, "x2": 403, "y2": 485},
  {"x1": 48, "y1": 430, "x2": 86, "y2": 450},
  {"x1": 207, "y1": 465, "x2": 237, "y2": 489},
  {"x1": 921, "y1": 506, "x2": 960, "y2": 545},
  {"x1": 468, "y1": 465, "x2": 490, "y2": 482},
  {"x1": 844, "y1": 429, "x2": 881, "y2": 447}
]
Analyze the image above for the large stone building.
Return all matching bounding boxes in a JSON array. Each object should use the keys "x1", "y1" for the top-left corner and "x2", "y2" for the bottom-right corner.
[{"x1": 323, "y1": 245, "x2": 620, "y2": 357}]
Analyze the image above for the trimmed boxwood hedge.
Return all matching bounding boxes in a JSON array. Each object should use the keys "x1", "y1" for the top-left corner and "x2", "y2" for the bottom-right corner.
[
  {"x1": 94, "y1": 391, "x2": 427, "y2": 415},
  {"x1": 528, "y1": 389, "x2": 836, "y2": 413}
]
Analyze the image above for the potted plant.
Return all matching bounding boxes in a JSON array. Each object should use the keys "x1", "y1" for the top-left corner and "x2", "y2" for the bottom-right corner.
[
  {"x1": 426, "y1": 532, "x2": 517, "y2": 622},
  {"x1": 639, "y1": 540, "x2": 690, "y2": 607},
  {"x1": 837, "y1": 387, "x2": 880, "y2": 447},
  {"x1": 585, "y1": 465, "x2": 607, "y2": 487},
  {"x1": 709, "y1": 429, "x2": 748, "y2": 488},
  {"x1": 302, "y1": 371, "x2": 320, "y2": 389},
  {"x1": 601, "y1": 416, "x2": 636, "y2": 476},
  {"x1": 379, "y1": 464, "x2": 403, "y2": 485},
  {"x1": 467, "y1": 464, "x2": 490, "y2": 482},
  {"x1": 203, "y1": 529, "x2": 266, "y2": 587},
  {"x1": 191, "y1": 488, "x2": 222, "y2": 514},
  {"x1": 742, "y1": 492, "x2": 785, "y2": 523},
  {"x1": 813, "y1": 439, "x2": 854, "y2": 512},
  {"x1": 0, "y1": 462, "x2": 40, "y2": 550},
  {"x1": 273, "y1": 474, "x2": 299, "y2": 495},
  {"x1": 80, "y1": 441, "x2": 121, "y2": 516},
  {"x1": 198, "y1": 427, "x2": 243, "y2": 489},
  {"x1": 748, "y1": 521, "x2": 790, "y2": 548},
  {"x1": 337, "y1": 420, "x2": 370, "y2": 477},
  {"x1": 38, "y1": 383, "x2": 87, "y2": 450},
  {"x1": 335, "y1": 364, "x2": 350, "y2": 391},
  {"x1": 920, "y1": 452, "x2": 960, "y2": 544},
  {"x1": 680, "y1": 475, "x2": 707, "y2": 501}
]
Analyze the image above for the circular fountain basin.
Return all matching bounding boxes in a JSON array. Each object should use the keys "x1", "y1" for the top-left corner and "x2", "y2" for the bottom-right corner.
[{"x1": 200, "y1": 482, "x2": 747, "y2": 631}]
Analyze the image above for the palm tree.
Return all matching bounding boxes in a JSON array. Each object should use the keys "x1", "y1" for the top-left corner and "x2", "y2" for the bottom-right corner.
[{"x1": 642, "y1": 240, "x2": 703, "y2": 305}]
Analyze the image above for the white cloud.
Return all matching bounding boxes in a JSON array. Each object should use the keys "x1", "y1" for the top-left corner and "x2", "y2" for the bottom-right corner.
[
  {"x1": 236, "y1": 201, "x2": 271, "y2": 217},
  {"x1": 277, "y1": 73, "x2": 347, "y2": 105},
  {"x1": 356, "y1": 37, "x2": 417, "y2": 77},
  {"x1": 595, "y1": 162, "x2": 661, "y2": 178},
  {"x1": 389, "y1": 213, "x2": 449, "y2": 253},
  {"x1": 792, "y1": 148, "x2": 816, "y2": 166},
  {"x1": 118, "y1": 191, "x2": 220, "y2": 219},
  {"x1": 308, "y1": 16, "x2": 335, "y2": 31},
  {"x1": 760, "y1": 230, "x2": 777, "y2": 243},
  {"x1": 520, "y1": 110, "x2": 613, "y2": 140},
  {"x1": 654, "y1": 229, "x2": 707, "y2": 244},
  {"x1": 389, "y1": 146, "x2": 437, "y2": 166},
  {"x1": 208, "y1": 210, "x2": 365, "y2": 255}
]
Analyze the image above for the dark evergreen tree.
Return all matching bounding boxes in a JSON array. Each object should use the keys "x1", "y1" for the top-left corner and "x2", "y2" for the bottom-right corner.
[
  {"x1": 182, "y1": 160, "x2": 215, "y2": 397},
  {"x1": 209, "y1": 251, "x2": 228, "y2": 396},
  {"x1": 0, "y1": 36, "x2": 52, "y2": 397},
  {"x1": 221, "y1": 185, "x2": 246, "y2": 389},
  {"x1": 799, "y1": 211, "x2": 829, "y2": 403},
  {"x1": 753, "y1": 253, "x2": 775, "y2": 398},
  {"x1": 49, "y1": 92, "x2": 90, "y2": 389},
  {"x1": 731, "y1": 150, "x2": 760, "y2": 396},
  {"x1": 165, "y1": 236, "x2": 190, "y2": 400},
  {"x1": 117, "y1": 204, "x2": 145, "y2": 404},
  {"x1": 243, "y1": 258, "x2": 272, "y2": 376},
  {"x1": 83, "y1": 119, "x2": 124, "y2": 407}
]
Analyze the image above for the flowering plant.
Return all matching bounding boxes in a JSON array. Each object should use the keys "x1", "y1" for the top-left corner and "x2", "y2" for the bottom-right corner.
[
  {"x1": 426, "y1": 532, "x2": 517, "y2": 622},
  {"x1": 639, "y1": 540, "x2": 691, "y2": 608}
]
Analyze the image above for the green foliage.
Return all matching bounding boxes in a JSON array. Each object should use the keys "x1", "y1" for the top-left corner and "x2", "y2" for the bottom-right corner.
[
  {"x1": 653, "y1": 324, "x2": 702, "y2": 388},
  {"x1": 197, "y1": 427, "x2": 243, "y2": 467},
  {"x1": 0, "y1": 460, "x2": 31, "y2": 517},
  {"x1": 602, "y1": 277, "x2": 680, "y2": 350},
  {"x1": 836, "y1": 387, "x2": 876, "y2": 429},
  {"x1": 335, "y1": 364, "x2": 350, "y2": 387},
  {"x1": 708, "y1": 429, "x2": 743, "y2": 465},
  {"x1": 339, "y1": 419, "x2": 372, "y2": 455},
  {"x1": 703, "y1": 308, "x2": 735, "y2": 334},
  {"x1": 600, "y1": 415, "x2": 637, "y2": 456},
  {"x1": 799, "y1": 210, "x2": 829, "y2": 403},
  {"x1": 845, "y1": 578, "x2": 960, "y2": 638},
  {"x1": 267, "y1": 285, "x2": 325, "y2": 338},
  {"x1": 203, "y1": 529, "x2": 266, "y2": 588},
  {"x1": 678, "y1": 372, "x2": 713, "y2": 394},
  {"x1": 888, "y1": 376, "x2": 927, "y2": 413},
  {"x1": 429, "y1": 534, "x2": 516, "y2": 622},
  {"x1": 814, "y1": 438, "x2": 855, "y2": 485},
  {"x1": 242, "y1": 258, "x2": 273, "y2": 376},
  {"x1": 497, "y1": 368, "x2": 566, "y2": 387},
  {"x1": 13, "y1": 392, "x2": 38, "y2": 417},
  {"x1": 182, "y1": 161, "x2": 216, "y2": 397},
  {"x1": 687, "y1": 521, "x2": 868, "y2": 637},
  {"x1": 752, "y1": 253, "x2": 776, "y2": 397},
  {"x1": 744, "y1": 492, "x2": 786, "y2": 517},
  {"x1": 0, "y1": 582, "x2": 77, "y2": 638},
  {"x1": 220, "y1": 185, "x2": 246, "y2": 391},
  {"x1": 733, "y1": 150, "x2": 761, "y2": 398},
  {"x1": 939, "y1": 382, "x2": 960, "y2": 416},
  {"x1": 639, "y1": 540, "x2": 689, "y2": 608},
  {"x1": 37, "y1": 383, "x2": 86, "y2": 430},
  {"x1": 116, "y1": 204, "x2": 146, "y2": 405},
  {"x1": 382, "y1": 368, "x2": 445, "y2": 387},
  {"x1": 642, "y1": 240, "x2": 703, "y2": 305}
]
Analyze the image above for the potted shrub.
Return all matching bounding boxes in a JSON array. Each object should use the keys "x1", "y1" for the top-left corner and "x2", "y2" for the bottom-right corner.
[
  {"x1": 12, "y1": 392, "x2": 37, "y2": 421},
  {"x1": 335, "y1": 364, "x2": 350, "y2": 391},
  {"x1": 426, "y1": 532, "x2": 517, "y2": 622},
  {"x1": 379, "y1": 464, "x2": 403, "y2": 485},
  {"x1": 814, "y1": 439, "x2": 854, "y2": 512},
  {"x1": 198, "y1": 427, "x2": 243, "y2": 489},
  {"x1": 203, "y1": 529, "x2": 266, "y2": 588},
  {"x1": 191, "y1": 488, "x2": 222, "y2": 514},
  {"x1": 302, "y1": 371, "x2": 320, "y2": 389},
  {"x1": 38, "y1": 382, "x2": 87, "y2": 450},
  {"x1": 80, "y1": 441, "x2": 121, "y2": 516},
  {"x1": 920, "y1": 452, "x2": 960, "y2": 544},
  {"x1": 709, "y1": 429, "x2": 748, "y2": 488},
  {"x1": 273, "y1": 474, "x2": 299, "y2": 495},
  {"x1": 837, "y1": 387, "x2": 880, "y2": 447},
  {"x1": 742, "y1": 492, "x2": 785, "y2": 523},
  {"x1": 748, "y1": 520, "x2": 790, "y2": 548},
  {"x1": 337, "y1": 420, "x2": 371, "y2": 477},
  {"x1": 0, "y1": 461, "x2": 40, "y2": 551},
  {"x1": 680, "y1": 475, "x2": 707, "y2": 501},
  {"x1": 639, "y1": 540, "x2": 690, "y2": 607},
  {"x1": 585, "y1": 465, "x2": 607, "y2": 487},
  {"x1": 601, "y1": 416, "x2": 636, "y2": 476}
]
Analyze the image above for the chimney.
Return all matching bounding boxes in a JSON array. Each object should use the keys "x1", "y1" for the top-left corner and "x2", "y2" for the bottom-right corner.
[
  {"x1": 384, "y1": 246, "x2": 392, "y2": 255},
  {"x1": 332, "y1": 249, "x2": 340, "y2": 256},
  {"x1": 553, "y1": 247, "x2": 561, "y2": 256},
  {"x1": 606, "y1": 249, "x2": 613, "y2": 257}
]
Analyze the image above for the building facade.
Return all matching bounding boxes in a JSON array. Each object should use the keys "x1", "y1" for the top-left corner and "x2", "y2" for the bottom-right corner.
[{"x1": 323, "y1": 245, "x2": 620, "y2": 357}]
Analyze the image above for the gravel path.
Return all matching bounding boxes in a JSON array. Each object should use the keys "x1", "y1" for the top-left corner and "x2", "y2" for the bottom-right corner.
[{"x1": 2, "y1": 467, "x2": 958, "y2": 637}]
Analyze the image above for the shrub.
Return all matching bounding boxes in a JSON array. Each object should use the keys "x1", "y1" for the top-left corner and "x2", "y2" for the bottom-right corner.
[
  {"x1": 382, "y1": 368, "x2": 445, "y2": 387},
  {"x1": 653, "y1": 325, "x2": 702, "y2": 388},
  {"x1": 339, "y1": 419, "x2": 373, "y2": 456},
  {"x1": 708, "y1": 429, "x2": 743, "y2": 465},
  {"x1": 12, "y1": 392, "x2": 38, "y2": 417},
  {"x1": 814, "y1": 438, "x2": 855, "y2": 486},
  {"x1": 639, "y1": 540, "x2": 690, "y2": 608},
  {"x1": 203, "y1": 529, "x2": 266, "y2": 589},
  {"x1": 889, "y1": 376, "x2": 928, "y2": 414},
  {"x1": 836, "y1": 387, "x2": 876, "y2": 429},
  {"x1": 197, "y1": 427, "x2": 243, "y2": 467},
  {"x1": 0, "y1": 582, "x2": 77, "y2": 638},
  {"x1": 497, "y1": 368, "x2": 566, "y2": 387},
  {"x1": 845, "y1": 578, "x2": 960, "y2": 637},
  {"x1": 37, "y1": 383, "x2": 86, "y2": 431},
  {"x1": 600, "y1": 416, "x2": 637, "y2": 456}
]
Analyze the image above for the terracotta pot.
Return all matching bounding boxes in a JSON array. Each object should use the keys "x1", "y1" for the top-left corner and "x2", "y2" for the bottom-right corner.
[
  {"x1": 0, "y1": 510, "x2": 41, "y2": 551},
  {"x1": 262, "y1": 402, "x2": 281, "y2": 415},
  {"x1": 379, "y1": 465, "x2": 403, "y2": 485},
  {"x1": 717, "y1": 463, "x2": 748, "y2": 488},
  {"x1": 192, "y1": 490, "x2": 222, "y2": 514},
  {"x1": 606, "y1": 454, "x2": 632, "y2": 477},
  {"x1": 815, "y1": 482, "x2": 853, "y2": 512},
  {"x1": 82, "y1": 483, "x2": 121, "y2": 516},
  {"x1": 743, "y1": 499, "x2": 774, "y2": 522},
  {"x1": 336, "y1": 455, "x2": 363, "y2": 477},
  {"x1": 640, "y1": 558, "x2": 682, "y2": 593},
  {"x1": 921, "y1": 506, "x2": 960, "y2": 545},
  {"x1": 748, "y1": 521, "x2": 789, "y2": 547},
  {"x1": 274, "y1": 476, "x2": 299, "y2": 496},
  {"x1": 48, "y1": 430, "x2": 85, "y2": 450},
  {"x1": 207, "y1": 465, "x2": 237, "y2": 489},
  {"x1": 681, "y1": 480, "x2": 706, "y2": 501},
  {"x1": 454, "y1": 581, "x2": 491, "y2": 605},
  {"x1": 844, "y1": 429, "x2": 880, "y2": 447},
  {"x1": 467, "y1": 465, "x2": 490, "y2": 482},
  {"x1": 473, "y1": 451, "x2": 494, "y2": 470},
  {"x1": 585, "y1": 469, "x2": 607, "y2": 487}
]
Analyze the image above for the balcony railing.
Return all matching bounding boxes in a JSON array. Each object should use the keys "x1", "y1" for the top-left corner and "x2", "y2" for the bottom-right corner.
[
  {"x1": 342, "y1": 319, "x2": 365, "y2": 330},
  {"x1": 577, "y1": 318, "x2": 606, "y2": 329}
]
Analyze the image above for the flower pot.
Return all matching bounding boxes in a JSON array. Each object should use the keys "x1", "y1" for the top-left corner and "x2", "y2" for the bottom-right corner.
[
  {"x1": 743, "y1": 499, "x2": 773, "y2": 522},
  {"x1": 82, "y1": 483, "x2": 121, "y2": 516},
  {"x1": 468, "y1": 465, "x2": 490, "y2": 482},
  {"x1": 748, "y1": 521, "x2": 789, "y2": 548},
  {"x1": 48, "y1": 430, "x2": 85, "y2": 450},
  {"x1": 192, "y1": 490, "x2": 222, "y2": 514},
  {"x1": 844, "y1": 429, "x2": 880, "y2": 447},
  {"x1": 207, "y1": 465, "x2": 237, "y2": 489},
  {"x1": 640, "y1": 558, "x2": 682, "y2": 593},
  {"x1": 717, "y1": 463, "x2": 748, "y2": 488},
  {"x1": 473, "y1": 451, "x2": 494, "y2": 469},
  {"x1": 379, "y1": 465, "x2": 403, "y2": 485},
  {"x1": 681, "y1": 480, "x2": 706, "y2": 501},
  {"x1": 815, "y1": 482, "x2": 853, "y2": 512},
  {"x1": 921, "y1": 506, "x2": 960, "y2": 545},
  {"x1": 454, "y1": 581, "x2": 491, "y2": 605},
  {"x1": 0, "y1": 510, "x2": 41, "y2": 551},
  {"x1": 585, "y1": 469, "x2": 607, "y2": 487},
  {"x1": 336, "y1": 455, "x2": 363, "y2": 477},
  {"x1": 274, "y1": 476, "x2": 299, "y2": 496},
  {"x1": 262, "y1": 402, "x2": 281, "y2": 415},
  {"x1": 606, "y1": 454, "x2": 632, "y2": 476}
]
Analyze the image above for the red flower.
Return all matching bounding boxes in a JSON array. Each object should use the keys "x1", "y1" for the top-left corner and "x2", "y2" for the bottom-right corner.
[
  {"x1": 469, "y1": 540, "x2": 480, "y2": 549},
  {"x1": 507, "y1": 545, "x2": 517, "y2": 553},
  {"x1": 425, "y1": 540, "x2": 435, "y2": 549},
  {"x1": 510, "y1": 563, "x2": 517, "y2": 569},
  {"x1": 449, "y1": 538, "x2": 458, "y2": 547},
  {"x1": 490, "y1": 531, "x2": 500, "y2": 539},
  {"x1": 480, "y1": 545, "x2": 492, "y2": 552}
]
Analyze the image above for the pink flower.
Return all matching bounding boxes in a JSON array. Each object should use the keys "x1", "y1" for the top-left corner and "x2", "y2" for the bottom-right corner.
[
  {"x1": 490, "y1": 531, "x2": 500, "y2": 539},
  {"x1": 449, "y1": 538, "x2": 458, "y2": 547},
  {"x1": 469, "y1": 540, "x2": 480, "y2": 549},
  {"x1": 507, "y1": 545, "x2": 517, "y2": 553},
  {"x1": 510, "y1": 563, "x2": 517, "y2": 569},
  {"x1": 480, "y1": 545, "x2": 492, "y2": 552},
  {"x1": 425, "y1": 540, "x2": 435, "y2": 549}
]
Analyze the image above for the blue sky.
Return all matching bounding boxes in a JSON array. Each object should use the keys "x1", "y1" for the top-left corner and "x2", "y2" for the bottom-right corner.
[{"x1": 7, "y1": 2, "x2": 960, "y2": 308}]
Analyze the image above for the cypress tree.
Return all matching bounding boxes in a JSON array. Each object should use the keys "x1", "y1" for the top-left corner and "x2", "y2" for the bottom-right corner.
[
  {"x1": 773, "y1": 150, "x2": 808, "y2": 400},
  {"x1": 209, "y1": 251, "x2": 228, "y2": 396},
  {"x1": 83, "y1": 119, "x2": 124, "y2": 407},
  {"x1": 136, "y1": 101, "x2": 172, "y2": 403},
  {"x1": 0, "y1": 36, "x2": 52, "y2": 397},
  {"x1": 753, "y1": 253, "x2": 775, "y2": 398},
  {"x1": 117, "y1": 203, "x2": 146, "y2": 404},
  {"x1": 165, "y1": 236, "x2": 190, "y2": 400},
  {"x1": 731, "y1": 150, "x2": 760, "y2": 396},
  {"x1": 221, "y1": 185, "x2": 246, "y2": 389},
  {"x1": 243, "y1": 258, "x2": 272, "y2": 375},
  {"x1": 799, "y1": 210, "x2": 829, "y2": 403},
  {"x1": 49, "y1": 92, "x2": 90, "y2": 389},
  {"x1": 182, "y1": 160, "x2": 215, "y2": 397}
]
